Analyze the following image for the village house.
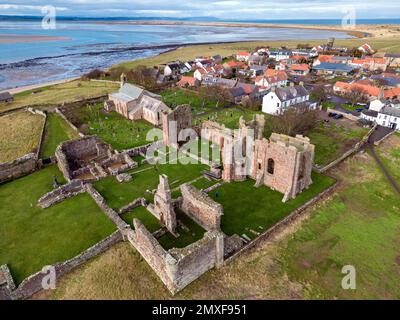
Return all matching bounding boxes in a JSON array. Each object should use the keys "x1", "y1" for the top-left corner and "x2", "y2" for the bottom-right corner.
[
  {"x1": 358, "y1": 43, "x2": 374, "y2": 55},
  {"x1": 0, "y1": 92, "x2": 13, "y2": 104},
  {"x1": 333, "y1": 81, "x2": 381, "y2": 101},
  {"x1": 313, "y1": 62, "x2": 356, "y2": 76},
  {"x1": 289, "y1": 64, "x2": 310, "y2": 76},
  {"x1": 105, "y1": 79, "x2": 169, "y2": 126},
  {"x1": 223, "y1": 60, "x2": 248, "y2": 71},
  {"x1": 262, "y1": 83, "x2": 317, "y2": 115},
  {"x1": 385, "y1": 53, "x2": 400, "y2": 68},
  {"x1": 371, "y1": 72, "x2": 400, "y2": 87},
  {"x1": 236, "y1": 51, "x2": 251, "y2": 62},
  {"x1": 164, "y1": 62, "x2": 190, "y2": 77},
  {"x1": 249, "y1": 65, "x2": 266, "y2": 78},
  {"x1": 361, "y1": 104, "x2": 400, "y2": 131},
  {"x1": 350, "y1": 57, "x2": 389, "y2": 72},
  {"x1": 254, "y1": 69, "x2": 288, "y2": 91},
  {"x1": 177, "y1": 76, "x2": 199, "y2": 88},
  {"x1": 269, "y1": 50, "x2": 292, "y2": 61}
]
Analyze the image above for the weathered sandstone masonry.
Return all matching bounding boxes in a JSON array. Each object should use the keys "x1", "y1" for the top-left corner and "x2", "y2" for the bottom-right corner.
[
  {"x1": 38, "y1": 180, "x2": 85, "y2": 209},
  {"x1": 127, "y1": 219, "x2": 224, "y2": 295},
  {"x1": 201, "y1": 115, "x2": 314, "y2": 202},
  {"x1": 55, "y1": 136, "x2": 137, "y2": 182},
  {"x1": 162, "y1": 104, "x2": 192, "y2": 148},
  {"x1": 180, "y1": 183, "x2": 223, "y2": 231},
  {"x1": 0, "y1": 153, "x2": 37, "y2": 184}
]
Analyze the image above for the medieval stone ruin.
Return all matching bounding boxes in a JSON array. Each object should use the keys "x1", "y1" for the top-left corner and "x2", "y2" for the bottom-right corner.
[
  {"x1": 202, "y1": 114, "x2": 315, "y2": 201},
  {"x1": 55, "y1": 136, "x2": 137, "y2": 182}
]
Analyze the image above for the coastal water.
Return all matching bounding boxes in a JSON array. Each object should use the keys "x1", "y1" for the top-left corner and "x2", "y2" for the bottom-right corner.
[{"x1": 0, "y1": 20, "x2": 353, "y2": 90}]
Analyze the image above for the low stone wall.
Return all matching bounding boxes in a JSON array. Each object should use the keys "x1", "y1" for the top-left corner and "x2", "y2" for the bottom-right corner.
[
  {"x1": 55, "y1": 107, "x2": 85, "y2": 138},
  {"x1": 124, "y1": 143, "x2": 154, "y2": 158},
  {"x1": 180, "y1": 183, "x2": 223, "y2": 231},
  {"x1": 9, "y1": 231, "x2": 122, "y2": 300},
  {"x1": 37, "y1": 180, "x2": 85, "y2": 209},
  {"x1": 85, "y1": 183, "x2": 131, "y2": 233},
  {"x1": 374, "y1": 130, "x2": 397, "y2": 146},
  {"x1": 203, "y1": 182, "x2": 224, "y2": 193},
  {"x1": 314, "y1": 125, "x2": 376, "y2": 174},
  {"x1": 0, "y1": 153, "x2": 37, "y2": 184},
  {"x1": 224, "y1": 181, "x2": 339, "y2": 264},
  {"x1": 128, "y1": 219, "x2": 224, "y2": 295},
  {"x1": 0, "y1": 265, "x2": 16, "y2": 292},
  {"x1": 119, "y1": 198, "x2": 146, "y2": 215}
]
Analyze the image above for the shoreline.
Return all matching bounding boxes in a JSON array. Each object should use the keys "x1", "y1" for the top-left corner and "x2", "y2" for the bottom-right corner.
[
  {"x1": 94, "y1": 20, "x2": 370, "y2": 39},
  {"x1": 0, "y1": 77, "x2": 80, "y2": 95}
]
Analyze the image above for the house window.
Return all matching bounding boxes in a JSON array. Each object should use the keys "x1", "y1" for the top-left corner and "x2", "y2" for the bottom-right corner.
[{"x1": 267, "y1": 158, "x2": 275, "y2": 175}]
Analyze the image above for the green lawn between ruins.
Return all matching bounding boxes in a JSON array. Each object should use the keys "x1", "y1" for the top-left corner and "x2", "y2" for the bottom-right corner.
[
  {"x1": 39, "y1": 113, "x2": 80, "y2": 159},
  {"x1": 0, "y1": 165, "x2": 116, "y2": 285}
]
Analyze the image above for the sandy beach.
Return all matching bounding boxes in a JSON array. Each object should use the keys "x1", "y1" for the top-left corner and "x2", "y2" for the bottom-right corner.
[
  {"x1": 0, "y1": 77, "x2": 80, "y2": 95},
  {"x1": 0, "y1": 34, "x2": 69, "y2": 44},
  {"x1": 94, "y1": 20, "x2": 400, "y2": 39}
]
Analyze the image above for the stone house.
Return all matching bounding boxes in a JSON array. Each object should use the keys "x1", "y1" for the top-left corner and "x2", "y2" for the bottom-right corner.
[
  {"x1": 0, "y1": 92, "x2": 13, "y2": 103},
  {"x1": 106, "y1": 82, "x2": 170, "y2": 126}
]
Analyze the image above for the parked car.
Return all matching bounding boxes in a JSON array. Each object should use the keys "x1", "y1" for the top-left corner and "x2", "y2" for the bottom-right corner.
[
  {"x1": 334, "y1": 114, "x2": 344, "y2": 119},
  {"x1": 355, "y1": 108, "x2": 364, "y2": 113},
  {"x1": 328, "y1": 112, "x2": 337, "y2": 117},
  {"x1": 327, "y1": 95, "x2": 332, "y2": 100}
]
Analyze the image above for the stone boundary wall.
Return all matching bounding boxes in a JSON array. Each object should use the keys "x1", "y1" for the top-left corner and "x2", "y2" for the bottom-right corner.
[
  {"x1": 55, "y1": 107, "x2": 85, "y2": 138},
  {"x1": 85, "y1": 183, "x2": 131, "y2": 234},
  {"x1": 8, "y1": 231, "x2": 122, "y2": 300},
  {"x1": 119, "y1": 198, "x2": 147, "y2": 215},
  {"x1": 0, "y1": 153, "x2": 38, "y2": 184},
  {"x1": 0, "y1": 265, "x2": 16, "y2": 292},
  {"x1": 37, "y1": 180, "x2": 85, "y2": 209},
  {"x1": 314, "y1": 125, "x2": 376, "y2": 174},
  {"x1": 374, "y1": 130, "x2": 397, "y2": 146},
  {"x1": 34, "y1": 109, "x2": 48, "y2": 160},
  {"x1": 123, "y1": 143, "x2": 154, "y2": 158},
  {"x1": 203, "y1": 182, "x2": 224, "y2": 194},
  {"x1": 128, "y1": 219, "x2": 224, "y2": 295},
  {"x1": 224, "y1": 181, "x2": 339, "y2": 265},
  {"x1": 326, "y1": 107, "x2": 360, "y2": 122},
  {"x1": 180, "y1": 184, "x2": 223, "y2": 231}
]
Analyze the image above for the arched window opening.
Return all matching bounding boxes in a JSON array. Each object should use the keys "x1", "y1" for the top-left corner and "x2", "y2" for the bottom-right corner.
[{"x1": 267, "y1": 158, "x2": 275, "y2": 175}]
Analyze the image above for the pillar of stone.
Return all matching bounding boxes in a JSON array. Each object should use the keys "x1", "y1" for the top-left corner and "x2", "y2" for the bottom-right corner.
[{"x1": 154, "y1": 175, "x2": 177, "y2": 234}]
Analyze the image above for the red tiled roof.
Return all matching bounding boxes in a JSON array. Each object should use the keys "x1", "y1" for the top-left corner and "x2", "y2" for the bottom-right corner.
[
  {"x1": 384, "y1": 88, "x2": 400, "y2": 99},
  {"x1": 237, "y1": 51, "x2": 251, "y2": 57},
  {"x1": 178, "y1": 76, "x2": 197, "y2": 86},
  {"x1": 334, "y1": 81, "x2": 381, "y2": 97},
  {"x1": 290, "y1": 64, "x2": 309, "y2": 71}
]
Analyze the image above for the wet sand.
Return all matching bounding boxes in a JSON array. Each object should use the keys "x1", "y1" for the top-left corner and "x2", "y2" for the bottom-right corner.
[
  {"x1": 94, "y1": 20, "x2": 370, "y2": 38},
  {"x1": 0, "y1": 34, "x2": 69, "y2": 44}
]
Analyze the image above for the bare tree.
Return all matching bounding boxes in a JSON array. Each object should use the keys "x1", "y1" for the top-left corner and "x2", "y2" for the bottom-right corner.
[
  {"x1": 344, "y1": 86, "x2": 369, "y2": 107},
  {"x1": 265, "y1": 105, "x2": 318, "y2": 137}
]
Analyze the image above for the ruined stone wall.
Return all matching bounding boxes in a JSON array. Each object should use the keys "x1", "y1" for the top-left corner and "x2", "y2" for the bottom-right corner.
[
  {"x1": 162, "y1": 104, "x2": 192, "y2": 147},
  {"x1": 180, "y1": 184, "x2": 222, "y2": 231},
  {"x1": 0, "y1": 153, "x2": 37, "y2": 184},
  {"x1": 128, "y1": 219, "x2": 224, "y2": 295},
  {"x1": 37, "y1": 180, "x2": 85, "y2": 209},
  {"x1": 8, "y1": 231, "x2": 122, "y2": 300}
]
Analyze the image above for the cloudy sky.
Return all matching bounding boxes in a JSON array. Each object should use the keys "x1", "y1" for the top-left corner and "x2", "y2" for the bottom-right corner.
[{"x1": 0, "y1": 0, "x2": 399, "y2": 19}]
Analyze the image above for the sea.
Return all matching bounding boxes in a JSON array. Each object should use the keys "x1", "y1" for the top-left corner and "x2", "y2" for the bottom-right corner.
[{"x1": 0, "y1": 17, "x2": 398, "y2": 90}]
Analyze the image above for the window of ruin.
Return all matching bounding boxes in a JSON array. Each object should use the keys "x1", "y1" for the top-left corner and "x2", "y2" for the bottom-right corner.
[
  {"x1": 258, "y1": 162, "x2": 262, "y2": 170},
  {"x1": 267, "y1": 158, "x2": 275, "y2": 175}
]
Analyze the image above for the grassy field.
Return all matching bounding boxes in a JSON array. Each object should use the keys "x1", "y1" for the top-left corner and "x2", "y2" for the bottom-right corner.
[
  {"x1": 39, "y1": 113, "x2": 80, "y2": 159},
  {"x1": 112, "y1": 37, "x2": 400, "y2": 73},
  {"x1": 0, "y1": 165, "x2": 116, "y2": 284},
  {"x1": 0, "y1": 80, "x2": 119, "y2": 113},
  {"x1": 0, "y1": 110, "x2": 45, "y2": 163},
  {"x1": 122, "y1": 205, "x2": 161, "y2": 233},
  {"x1": 94, "y1": 162, "x2": 208, "y2": 210},
  {"x1": 62, "y1": 102, "x2": 154, "y2": 150},
  {"x1": 209, "y1": 173, "x2": 335, "y2": 240},
  {"x1": 281, "y1": 147, "x2": 400, "y2": 299},
  {"x1": 376, "y1": 134, "x2": 400, "y2": 186},
  {"x1": 308, "y1": 122, "x2": 368, "y2": 166},
  {"x1": 34, "y1": 136, "x2": 400, "y2": 300},
  {"x1": 193, "y1": 107, "x2": 263, "y2": 129},
  {"x1": 161, "y1": 88, "x2": 219, "y2": 115}
]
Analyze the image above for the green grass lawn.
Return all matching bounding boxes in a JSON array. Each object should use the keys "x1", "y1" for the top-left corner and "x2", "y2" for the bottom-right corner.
[
  {"x1": 64, "y1": 103, "x2": 154, "y2": 150},
  {"x1": 308, "y1": 122, "x2": 368, "y2": 166},
  {"x1": 94, "y1": 162, "x2": 208, "y2": 210},
  {"x1": 209, "y1": 173, "x2": 335, "y2": 240},
  {"x1": 341, "y1": 104, "x2": 365, "y2": 113},
  {"x1": 193, "y1": 108, "x2": 263, "y2": 129},
  {"x1": 39, "y1": 113, "x2": 80, "y2": 159},
  {"x1": 161, "y1": 88, "x2": 218, "y2": 115},
  {"x1": 158, "y1": 209, "x2": 206, "y2": 250},
  {"x1": 122, "y1": 206, "x2": 161, "y2": 233},
  {"x1": 182, "y1": 138, "x2": 221, "y2": 164},
  {"x1": 0, "y1": 165, "x2": 116, "y2": 284},
  {"x1": 1, "y1": 80, "x2": 119, "y2": 113},
  {"x1": 280, "y1": 148, "x2": 400, "y2": 299}
]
